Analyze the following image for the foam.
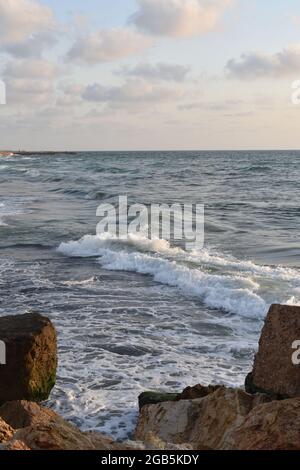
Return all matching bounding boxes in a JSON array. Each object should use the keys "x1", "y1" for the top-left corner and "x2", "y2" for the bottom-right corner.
[
  {"x1": 58, "y1": 232, "x2": 300, "y2": 281},
  {"x1": 62, "y1": 276, "x2": 100, "y2": 286},
  {"x1": 57, "y1": 233, "x2": 280, "y2": 318}
]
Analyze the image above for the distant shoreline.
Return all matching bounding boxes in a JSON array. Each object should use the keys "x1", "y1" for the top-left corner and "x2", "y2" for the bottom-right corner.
[{"x1": 0, "y1": 151, "x2": 79, "y2": 156}]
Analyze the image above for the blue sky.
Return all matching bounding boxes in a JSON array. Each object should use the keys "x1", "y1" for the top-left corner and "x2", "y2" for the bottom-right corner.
[{"x1": 1, "y1": 0, "x2": 300, "y2": 150}]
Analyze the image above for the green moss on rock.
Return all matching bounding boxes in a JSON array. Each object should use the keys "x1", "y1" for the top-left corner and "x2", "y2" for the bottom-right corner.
[{"x1": 138, "y1": 391, "x2": 179, "y2": 410}]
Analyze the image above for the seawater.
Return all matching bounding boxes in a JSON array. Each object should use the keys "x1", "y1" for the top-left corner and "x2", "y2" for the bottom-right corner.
[{"x1": 0, "y1": 151, "x2": 300, "y2": 438}]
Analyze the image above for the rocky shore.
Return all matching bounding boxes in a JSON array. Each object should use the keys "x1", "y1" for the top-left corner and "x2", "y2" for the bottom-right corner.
[{"x1": 0, "y1": 304, "x2": 300, "y2": 450}]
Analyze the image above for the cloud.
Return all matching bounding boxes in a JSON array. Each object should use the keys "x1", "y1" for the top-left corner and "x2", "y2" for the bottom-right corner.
[
  {"x1": 5, "y1": 78, "x2": 53, "y2": 105},
  {"x1": 178, "y1": 99, "x2": 242, "y2": 111},
  {"x1": 0, "y1": 0, "x2": 54, "y2": 44},
  {"x1": 4, "y1": 59, "x2": 57, "y2": 79},
  {"x1": 82, "y1": 79, "x2": 182, "y2": 107},
  {"x1": 118, "y1": 62, "x2": 190, "y2": 82},
  {"x1": 4, "y1": 32, "x2": 57, "y2": 58},
  {"x1": 55, "y1": 81, "x2": 84, "y2": 107},
  {"x1": 3, "y1": 58, "x2": 57, "y2": 105},
  {"x1": 130, "y1": 0, "x2": 233, "y2": 38},
  {"x1": 67, "y1": 29, "x2": 153, "y2": 64},
  {"x1": 226, "y1": 45, "x2": 300, "y2": 79},
  {"x1": 0, "y1": 0, "x2": 57, "y2": 57}
]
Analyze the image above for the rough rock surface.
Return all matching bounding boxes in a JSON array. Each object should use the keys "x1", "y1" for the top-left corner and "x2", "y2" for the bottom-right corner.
[
  {"x1": 0, "y1": 400, "x2": 57, "y2": 429},
  {"x1": 177, "y1": 384, "x2": 221, "y2": 401},
  {"x1": 0, "y1": 417, "x2": 14, "y2": 443},
  {"x1": 0, "y1": 401, "x2": 131, "y2": 450},
  {"x1": 246, "y1": 304, "x2": 300, "y2": 398},
  {"x1": 135, "y1": 387, "x2": 269, "y2": 450},
  {"x1": 2, "y1": 440, "x2": 31, "y2": 450},
  {"x1": 231, "y1": 398, "x2": 300, "y2": 450},
  {"x1": 138, "y1": 384, "x2": 221, "y2": 410},
  {"x1": 13, "y1": 424, "x2": 123, "y2": 451},
  {"x1": 138, "y1": 392, "x2": 179, "y2": 410},
  {"x1": 0, "y1": 312, "x2": 57, "y2": 402}
]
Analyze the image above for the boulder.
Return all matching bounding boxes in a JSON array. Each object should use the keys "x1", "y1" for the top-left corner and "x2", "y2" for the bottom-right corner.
[
  {"x1": 128, "y1": 433, "x2": 193, "y2": 450},
  {"x1": 12, "y1": 416, "x2": 128, "y2": 450},
  {"x1": 3, "y1": 440, "x2": 31, "y2": 451},
  {"x1": 231, "y1": 398, "x2": 300, "y2": 450},
  {"x1": 138, "y1": 392, "x2": 179, "y2": 410},
  {"x1": 177, "y1": 384, "x2": 221, "y2": 401},
  {"x1": 0, "y1": 417, "x2": 14, "y2": 443},
  {"x1": 0, "y1": 401, "x2": 130, "y2": 450},
  {"x1": 138, "y1": 384, "x2": 221, "y2": 410},
  {"x1": 0, "y1": 400, "x2": 57, "y2": 429},
  {"x1": 12, "y1": 421, "x2": 128, "y2": 451},
  {"x1": 246, "y1": 304, "x2": 300, "y2": 398},
  {"x1": 0, "y1": 312, "x2": 57, "y2": 402},
  {"x1": 135, "y1": 387, "x2": 269, "y2": 450}
]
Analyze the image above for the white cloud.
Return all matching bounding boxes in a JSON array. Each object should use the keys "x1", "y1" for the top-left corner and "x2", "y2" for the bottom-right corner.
[
  {"x1": 3, "y1": 58, "x2": 57, "y2": 105},
  {"x1": 4, "y1": 32, "x2": 57, "y2": 58},
  {"x1": 0, "y1": 0, "x2": 54, "y2": 44},
  {"x1": 82, "y1": 79, "x2": 183, "y2": 106},
  {"x1": 6, "y1": 78, "x2": 54, "y2": 105},
  {"x1": 67, "y1": 29, "x2": 153, "y2": 65},
  {"x1": 226, "y1": 45, "x2": 300, "y2": 79},
  {"x1": 118, "y1": 62, "x2": 190, "y2": 82},
  {"x1": 130, "y1": 0, "x2": 233, "y2": 38},
  {"x1": 5, "y1": 59, "x2": 57, "y2": 79}
]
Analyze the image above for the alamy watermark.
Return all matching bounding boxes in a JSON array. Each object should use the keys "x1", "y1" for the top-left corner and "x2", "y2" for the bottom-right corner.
[
  {"x1": 0, "y1": 340, "x2": 6, "y2": 365},
  {"x1": 96, "y1": 196, "x2": 204, "y2": 251},
  {"x1": 0, "y1": 80, "x2": 6, "y2": 105},
  {"x1": 292, "y1": 340, "x2": 300, "y2": 365},
  {"x1": 291, "y1": 80, "x2": 300, "y2": 105}
]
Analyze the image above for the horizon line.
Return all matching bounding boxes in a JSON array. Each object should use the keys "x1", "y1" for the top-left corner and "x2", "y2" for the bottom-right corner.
[{"x1": 2, "y1": 149, "x2": 300, "y2": 153}]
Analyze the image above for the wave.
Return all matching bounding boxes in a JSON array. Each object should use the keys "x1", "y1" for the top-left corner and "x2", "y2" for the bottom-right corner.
[
  {"x1": 57, "y1": 232, "x2": 300, "y2": 280},
  {"x1": 56, "y1": 232, "x2": 300, "y2": 318},
  {"x1": 98, "y1": 249, "x2": 267, "y2": 318}
]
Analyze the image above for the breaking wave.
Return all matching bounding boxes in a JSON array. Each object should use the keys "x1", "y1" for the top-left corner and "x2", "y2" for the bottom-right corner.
[{"x1": 58, "y1": 232, "x2": 300, "y2": 319}]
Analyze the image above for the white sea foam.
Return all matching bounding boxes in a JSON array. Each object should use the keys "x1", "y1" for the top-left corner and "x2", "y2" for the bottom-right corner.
[
  {"x1": 55, "y1": 232, "x2": 300, "y2": 318},
  {"x1": 62, "y1": 276, "x2": 100, "y2": 286},
  {"x1": 286, "y1": 296, "x2": 300, "y2": 306},
  {"x1": 59, "y1": 232, "x2": 179, "y2": 256},
  {"x1": 58, "y1": 231, "x2": 300, "y2": 279},
  {"x1": 98, "y1": 248, "x2": 267, "y2": 318}
]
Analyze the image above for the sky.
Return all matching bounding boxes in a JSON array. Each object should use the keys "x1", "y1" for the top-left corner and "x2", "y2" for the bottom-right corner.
[{"x1": 1, "y1": 0, "x2": 300, "y2": 150}]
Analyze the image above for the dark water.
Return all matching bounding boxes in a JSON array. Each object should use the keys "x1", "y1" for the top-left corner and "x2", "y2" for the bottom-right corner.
[{"x1": 0, "y1": 151, "x2": 299, "y2": 438}]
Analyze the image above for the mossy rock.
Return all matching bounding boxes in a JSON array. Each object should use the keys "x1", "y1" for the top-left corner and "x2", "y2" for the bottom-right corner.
[
  {"x1": 0, "y1": 312, "x2": 57, "y2": 403},
  {"x1": 138, "y1": 391, "x2": 179, "y2": 410}
]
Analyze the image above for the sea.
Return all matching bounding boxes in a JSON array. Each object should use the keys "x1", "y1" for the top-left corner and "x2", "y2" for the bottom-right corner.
[{"x1": 0, "y1": 150, "x2": 299, "y2": 439}]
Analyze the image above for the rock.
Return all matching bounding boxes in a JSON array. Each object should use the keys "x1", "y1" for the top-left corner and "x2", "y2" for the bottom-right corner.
[
  {"x1": 246, "y1": 304, "x2": 300, "y2": 398},
  {"x1": 0, "y1": 312, "x2": 57, "y2": 402},
  {"x1": 12, "y1": 424, "x2": 119, "y2": 451},
  {"x1": 0, "y1": 417, "x2": 14, "y2": 443},
  {"x1": 128, "y1": 433, "x2": 193, "y2": 450},
  {"x1": 137, "y1": 384, "x2": 219, "y2": 410},
  {"x1": 177, "y1": 384, "x2": 221, "y2": 401},
  {"x1": 0, "y1": 400, "x2": 57, "y2": 429},
  {"x1": 138, "y1": 391, "x2": 179, "y2": 410},
  {"x1": 135, "y1": 387, "x2": 269, "y2": 450},
  {"x1": 0, "y1": 401, "x2": 130, "y2": 450},
  {"x1": 3, "y1": 440, "x2": 30, "y2": 451},
  {"x1": 231, "y1": 398, "x2": 300, "y2": 450}
]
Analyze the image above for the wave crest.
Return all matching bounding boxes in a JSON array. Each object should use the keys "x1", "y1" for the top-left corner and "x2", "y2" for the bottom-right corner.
[{"x1": 57, "y1": 232, "x2": 300, "y2": 319}]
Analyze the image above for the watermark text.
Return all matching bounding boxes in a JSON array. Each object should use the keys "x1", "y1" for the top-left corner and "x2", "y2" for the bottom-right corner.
[{"x1": 96, "y1": 196, "x2": 204, "y2": 251}]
